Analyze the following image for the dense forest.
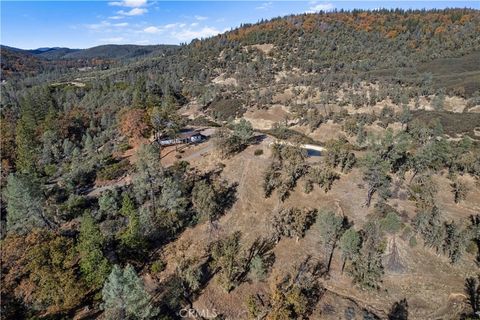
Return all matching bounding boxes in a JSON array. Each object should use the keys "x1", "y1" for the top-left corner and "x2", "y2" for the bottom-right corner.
[{"x1": 1, "y1": 8, "x2": 480, "y2": 320}]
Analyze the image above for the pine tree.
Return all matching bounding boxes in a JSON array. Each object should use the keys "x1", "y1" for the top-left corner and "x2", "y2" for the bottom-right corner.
[
  {"x1": 317, "y1": 211, "x2": 345, "y2": 273},
  {"x1": 210, "y1": 231, "x2": 243, "y2": 292},
  {"x1": 119, "y1": 194, "x2": 145, "y2": 253},
  {"x1": 102, "y1": 265, "x2": 159, "y2": 319},
  {"x1": 413, "y1": 206, "x2": 445, "y2": 252},
  {"x1": 5, "y1": 173, "x2": 49, "y2": 234},
  {"x1": 362, "y1": 153, "x2": 391, "y2": 207},
  {"x1": 465, "y1": 275, "x2": 480, "y2": 318},
  {"x1": 350, "y1": 220, "x2": 385, "y2": 289},
  {"x1": 339, "y1": 228, "x2": 361, "y2": 273},
  {"x1": 451, "y1": 179, "x2": 469, "y2": 204},
  {"x1": 97, "y1": 189, "x2": 120, "y2": 220},
  {"x1": 78, "y1": 212, "x2": 111, "y2": 288},
  {"x1": 443, "y1": 221, "x2": 466, "y2": 264},
  {"x1": 133, "y1": 144, "x2": 163, "y2": 212},
  {"x1": 192, "y1": 179, "x2": 220, "y2": 222},
  {"x1": 15, "y1": 105, "x2": 39, "y2": 175}
]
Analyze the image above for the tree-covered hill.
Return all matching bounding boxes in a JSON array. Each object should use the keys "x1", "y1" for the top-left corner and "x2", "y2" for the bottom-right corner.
[
  {"x1": 1, "y1": 8, "x2": 480, "y2": 320},
  {"x1": 0, "y1": 44, "x2": 179, "y2": 80}
]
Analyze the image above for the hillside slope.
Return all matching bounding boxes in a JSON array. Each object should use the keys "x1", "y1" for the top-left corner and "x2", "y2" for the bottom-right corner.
[{"x1": 1, "y1": 8, "x2": 480, "y2": 320}]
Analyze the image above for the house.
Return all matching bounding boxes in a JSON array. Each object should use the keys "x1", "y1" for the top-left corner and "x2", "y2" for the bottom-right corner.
[{"x1": 158, "y1": 131, "x2": 205, "y2": 146}]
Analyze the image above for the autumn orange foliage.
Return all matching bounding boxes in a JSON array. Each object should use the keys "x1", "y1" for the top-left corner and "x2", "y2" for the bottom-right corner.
[{"x1": 119, "y1": 108, "x2": 150, "y2": 140}]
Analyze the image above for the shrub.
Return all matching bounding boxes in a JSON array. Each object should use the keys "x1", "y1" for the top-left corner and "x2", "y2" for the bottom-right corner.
[
  {"x1": 97, "y1": 160, "x2": 130, "y2": 181},
  {"x1": 254, "y1": 149, "x2": 264, "y2": 156},
  {"x1": 151, "y1": 260, "x2": 166, "y2": 274},
  {"x1": 44, "y1": 164, "x2": 57, "y2": 177},
  {"x1": 409, "y1": 236, "x2": 417, "y2": 248}
]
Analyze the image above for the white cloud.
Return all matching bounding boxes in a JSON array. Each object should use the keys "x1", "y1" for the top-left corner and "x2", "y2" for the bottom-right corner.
[
  {"x1": 194, "y1": 15, "x2": 208, "y2": 21},
  {"x1": 85, "y1": 21, "x2": 129, "y2": 30},
  {"x1": 256, "y1": 2, "x2": 273, "y2": 10},
  {"x1": 306, "y1": 3, "x2": 335, "y2": 13},
  {"x1": 143, "y1": 23, "x2": 180, "y2": 34},
  {"x1": 85, "y1": 21, "x2": 111, "y2": 30},
  {"x1": 144, "y1": 26, "x2": 162, "y2": 34},
  {"x1": 117, "y1": 8, "x2": 148, "y2": 16},
  {"x1": 171, "y1": 26, "x2": 220, "y2": 41},
  {"x1": 109, "y1": 0, "x2": 147, "y2": 7},
  {"x1": 142, "y1": 22, "x2": 221, "y2": 42},
  {"x1": 164, "y1": 23, "x2": 179, "y2": 29}
]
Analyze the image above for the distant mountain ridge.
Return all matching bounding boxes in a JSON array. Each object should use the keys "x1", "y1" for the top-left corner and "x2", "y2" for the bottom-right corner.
[
  {"x1": 2, "y1": 44, "x2": 178, "y2": 60},
  {"x1": 0, "y1": 44, "x2": 179, "y2": 79}
]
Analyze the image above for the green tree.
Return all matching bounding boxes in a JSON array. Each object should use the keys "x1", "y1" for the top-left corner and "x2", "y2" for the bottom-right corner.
[
  {"x1": 408, "y1": 174, "x2": 437, "y2": 210},
  {"x1": 102, "y1": 264, "x2": 159, "y2": 319},
  {"x1": 451, "y1": 179, "x2": 469, "y2": 204},
  {"x1": 304, "y1": 166, "x2": 339, "y2": 193},
  {"x1": 271, "y1": 207, "x2": 317, "y2": 241},
  {"x1": 98, "y1": 188, "x2": 120, "y2": 220},
  {"x1": 431, "y1": 90, "x2": 445, "y2": 111},
  {"x1": 350, "y1": 220, "x2": 385, "y2": 290},
  {"x1": 413, "y1": 206, "x2": 445, "y2": 252},
  {"x1": 325, "y1": 138, "x2": 356, "y2": 172},
  {"x1": 249, "y1": 255, "x2": 267, "y2": 281},
  {"x1": 213, "y1": 127, "x2": 241, "y2": 158},
  {"x1": 15, "y1": 105, "x2": 39, "y2": 175},
  {"x1": 150, "y1": 106, "x2": 167, "y2": 141},
  {"x1": 5, "y1": 173, "x2": 49, "y2": 234},
  {"x1": 443, "y1": 221, "x2": 466, "y2": 263},
  {"x1": 233, "y1": 118, "x2": 254, "y2": 145},
  {"x1": 381, "y1": 212, "x2": 402, "y2": 235},
  {"x1": 158, "y1": 176, "x2": 188, "y2": 218},
  {"x1": 119, "y1": 194, "x2": 145, "y2": 253},
  {"x1": 26, "y1": 232, "x2": 87, "y2": 314},
  {"x1": 192, "y1": 179, "x2": 221, "y2": 223},
  {"x1": 210, "y1": 231, "x2": 243, "y2": 292},
  {"x1": 465, "y1": 275, "x2": 480, "y2": 318},
  {"x1": 399, "y1": 104, "x2": 412, "y2": 129},
  {"x1": 133, "y1": 144, "x2": 163, "y2": 212},
  {"x1": 77, "y1": 212, "x2": 111, "y2": 288},
  {"x1": 362, "y1": 153, "x2": 391, "y2": 207},
  {"x1": 339, "y1": 228, "x2": 361, "y2": 273},
  {"x1": 132, "y1": 76, "x2": 147, "y2": 108},
  {"x1": 317, "y1": 211, "x2": 345, "y2": 273}
]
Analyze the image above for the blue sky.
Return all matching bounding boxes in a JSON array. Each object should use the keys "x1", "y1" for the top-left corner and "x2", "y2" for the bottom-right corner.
[{"x1": 1, "y1": 1, "x2": 478, "y2": 49}]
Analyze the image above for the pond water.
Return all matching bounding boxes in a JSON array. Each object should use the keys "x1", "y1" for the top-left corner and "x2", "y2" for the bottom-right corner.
[{"x1": 306, "y1": 149, "x2": 322, "y2": 157}]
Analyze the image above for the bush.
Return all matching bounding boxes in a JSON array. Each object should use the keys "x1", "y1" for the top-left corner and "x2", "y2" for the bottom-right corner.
[
  {"x1": 151, "y1": 260, "x2": 166, "y2": 274},
  {"x1": 254, "y1": 149, "x2": 264, "y2": 156},
  {"x1": 249, "y1": 255, "x2": 267, "y2": 281},
  {"x1": 59, "y1": 194, "x2": 89, "y2": 220},
  {"x1": 117, "y1": 142, "x2": 132, "y2": 153},
  {"x1": 97, "y1": 160, "x2": 130, "y2": 181},
  {"x1": 208, "y1": 98, "x2": 245, "y2": 121},
  {"x1": 409, "y1": 236, "x2": 417, "y2": 248},
  {"x1": 44, "y1": 164, "x2": 57, "y2": 177}
]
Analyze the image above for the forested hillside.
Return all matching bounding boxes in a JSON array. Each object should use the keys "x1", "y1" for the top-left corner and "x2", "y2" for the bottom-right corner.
[
  {"x1": 0, "y1": 44, "x2": 178, "y2": 81},
  {"x1": 1, "y1": 8, "x2": 480, "y2": 320}
]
